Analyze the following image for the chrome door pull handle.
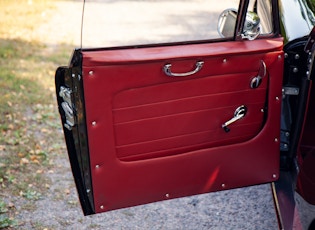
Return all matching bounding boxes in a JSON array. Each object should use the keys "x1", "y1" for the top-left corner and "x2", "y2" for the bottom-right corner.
[
  {"x1": 163, "y1": 61, "x2": 204, "y2": 77},
  {"x1": 222, "y1": 105, "x2": 247, "y2": 132}
]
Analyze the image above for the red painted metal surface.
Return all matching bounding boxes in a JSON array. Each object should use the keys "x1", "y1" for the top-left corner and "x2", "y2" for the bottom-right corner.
[
  {"x1": 299, "y1": 82, "x2": 315, "y2": 205},
  {"x1": 81, "y1": 38, "x2": 284, "y2": 213}
]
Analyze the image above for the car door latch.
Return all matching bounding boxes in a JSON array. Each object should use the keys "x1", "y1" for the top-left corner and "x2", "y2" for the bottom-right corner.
[{"x1": 59, "y1": 86, "x2": 75, "y2": 131}]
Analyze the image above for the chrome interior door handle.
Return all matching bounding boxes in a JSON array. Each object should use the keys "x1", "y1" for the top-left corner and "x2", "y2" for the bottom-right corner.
[
  {"x1": 250, "y1": 60, "x2": 266, "y2": 88},
  {"x1": 222, "y1": 105, "x2": 247, "y2": 132},
  {"x1": 163, "y1": 61, "x2": 204, "y2": 77}
]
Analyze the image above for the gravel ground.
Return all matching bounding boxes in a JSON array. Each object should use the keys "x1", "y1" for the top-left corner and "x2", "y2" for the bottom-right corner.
[{"x1": 13, "y1": 1, "x2": 279, "y2": 229}]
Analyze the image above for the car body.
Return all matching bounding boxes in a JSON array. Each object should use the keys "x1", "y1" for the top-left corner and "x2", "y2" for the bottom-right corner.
[{"x1": 55, "y1": 0, "x2": 315, "y2": 229}]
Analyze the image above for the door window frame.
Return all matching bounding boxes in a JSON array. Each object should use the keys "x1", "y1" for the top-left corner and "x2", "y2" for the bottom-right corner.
[{"x1": 79, "y1": 0, "x2": 280, "y2": 51}]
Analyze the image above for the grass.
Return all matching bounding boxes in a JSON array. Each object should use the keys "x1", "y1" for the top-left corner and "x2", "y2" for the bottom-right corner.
[
  {"x1": 0, "y1": 201, "x2": 17, "y2": 229},
  {"x1": 0, "y1": 0, "x2": 72, "y2": 228}
]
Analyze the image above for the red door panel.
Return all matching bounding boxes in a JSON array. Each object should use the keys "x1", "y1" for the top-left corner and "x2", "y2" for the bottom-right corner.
[{"x1": 81, "y1": 38, "x2": 283, "y2": 213}]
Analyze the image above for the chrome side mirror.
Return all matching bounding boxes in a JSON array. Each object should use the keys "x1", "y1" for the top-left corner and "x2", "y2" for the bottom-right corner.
[
  {"x1": 217, "y1": 9, "x2": 237, "y2": 38},
  {"x1": 218, "y1": 9, "x2": 260, "y2": 40},
  {"x1": 242, "y1": 11, "x2": 260, "y2": 40}
]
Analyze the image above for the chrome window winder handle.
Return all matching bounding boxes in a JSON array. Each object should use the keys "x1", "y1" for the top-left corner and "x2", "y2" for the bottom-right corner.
[
  {"x1": 222, "y1": 105, "x2": 247, "y2": 132},
  {"x1": 163, "y1": 61, "x2": 204, "y2": 77}
]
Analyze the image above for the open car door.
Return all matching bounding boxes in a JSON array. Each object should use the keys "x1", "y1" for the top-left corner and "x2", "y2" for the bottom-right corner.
[{"x1": 55, "y1": 0, "x2": 283, "y2": 215}]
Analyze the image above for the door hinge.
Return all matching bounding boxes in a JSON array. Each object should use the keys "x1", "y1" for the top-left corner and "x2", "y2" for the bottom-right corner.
[
  {"x1": 282, "y1": 87, "x2": 299, "y2": 98},
  {"x1": 59, "y1": 86, "x2": 75, "y2": 130}
]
